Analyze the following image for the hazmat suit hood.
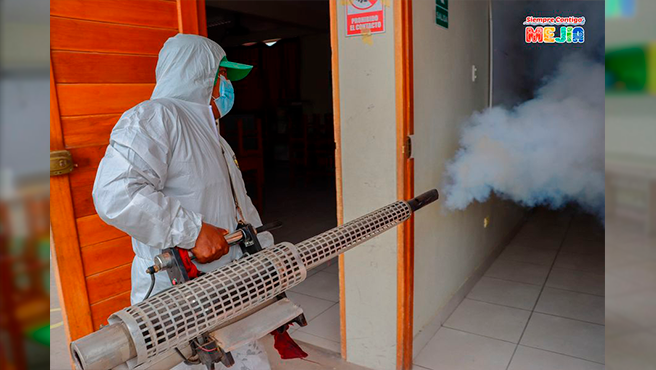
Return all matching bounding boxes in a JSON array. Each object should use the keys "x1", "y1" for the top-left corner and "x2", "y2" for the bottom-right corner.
[{"x1": 151, "y1": 34, "x2": 226, "y2": 105}]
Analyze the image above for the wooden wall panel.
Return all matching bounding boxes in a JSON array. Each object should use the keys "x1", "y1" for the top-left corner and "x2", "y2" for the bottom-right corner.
[
  {"x1": 50, "y1": 60, "x2": 95, "y2": 342},
  {"x1": 52, "y1": 52, "x2": 157, "y2": 84},
  {"x1": 197, "y1": 0, "x2": 208, "y2": 37},
  {"x1": 62, "y1": 114, "x2": 121, "y2": 148},
  {"x1": 68, "y1": 146, "x2": 107, "y2": 174},
  {"x1": 51, "y1": 0, "x2": 178, "y2": 29},
  {"x1": 81, "y1": 236, "x2": 134, "y2": 277},
  {"x1": 86, "y1": 263, "x2": 132, "y2": 304},
  {"x1": 68, "y1": 145, "x2": 107, "y2": 218},
  {"x1": 76, "y1": 214, "x2": 125, "y2": 247},
  {"x1": 71, "y1": 182, "x2": 95, "y2": 218},
  {"x1": 90, "y1": 292, "x2": 131, "y2": 330},
  {"x1": 56, "y1": 83, "x2": 155, "y2": 116},
  {"x1": 177, "y1": 0, "x2": 200, "y2": 34},
  {"x1": 51, "y1": 17, "x2": 177, "y2": 55},
  {"x1": 67, "y1": 145, "x2": 107, "y2": 214}
]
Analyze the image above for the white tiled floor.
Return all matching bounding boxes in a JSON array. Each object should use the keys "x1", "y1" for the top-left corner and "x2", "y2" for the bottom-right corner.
[
  {"x1": 443, "y1": 299, "x2": 531, "y2": 343},
  {"x1": 414, "y1": 328, "x2": 516, "y2": 370},
  {"x1": 415, "y1": 210, "x2": 606, "y2": 370},
  {"x1": 261, "y1": 164, "x2": 344, "y2": 354},
  {"x1": 287, "y1": 260, "x2": 342, "y2": 353}
]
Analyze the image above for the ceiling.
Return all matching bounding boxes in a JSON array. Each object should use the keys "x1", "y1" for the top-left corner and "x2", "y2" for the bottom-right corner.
[{"x1": 205, "y1": 0, "x2": 330, "y2": 47}]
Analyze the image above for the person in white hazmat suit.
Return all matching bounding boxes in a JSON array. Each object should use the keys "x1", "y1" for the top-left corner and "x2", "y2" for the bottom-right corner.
[{"x1": 92, "y1": 34, "x2": 273, "y2": 370}]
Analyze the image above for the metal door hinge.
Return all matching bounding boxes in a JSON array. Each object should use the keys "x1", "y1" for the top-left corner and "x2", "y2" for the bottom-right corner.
[
  {"x1": 50, "y1": 150, "x2": 76, "y2": 176},
  {"x1": 403, "y1": 135, "x2": 413, "y2": 159}
]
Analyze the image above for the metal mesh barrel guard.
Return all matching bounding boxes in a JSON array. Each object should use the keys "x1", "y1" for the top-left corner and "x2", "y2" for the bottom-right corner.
[
  {"x1": 108, "y1": 242, "x2": 306, "y2": 365},
  {"x1": 297, "y1": 201, "x2": 412, "y2": 269}
]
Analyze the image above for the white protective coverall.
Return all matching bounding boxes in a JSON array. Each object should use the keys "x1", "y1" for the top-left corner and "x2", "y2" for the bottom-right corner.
[{"x1": 92, "y1": 34, "x2": 273, "y2": 370}]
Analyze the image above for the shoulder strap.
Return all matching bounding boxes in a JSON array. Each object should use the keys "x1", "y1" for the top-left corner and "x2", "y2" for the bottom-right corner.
[{"x1": 219, "y1": 143, "x2": 246, "y2": 223}]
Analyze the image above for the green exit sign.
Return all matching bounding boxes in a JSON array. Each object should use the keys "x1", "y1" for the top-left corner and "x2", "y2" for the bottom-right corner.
[{"x1": 436, "y1": 0, "x2": 448, "y2": 28}]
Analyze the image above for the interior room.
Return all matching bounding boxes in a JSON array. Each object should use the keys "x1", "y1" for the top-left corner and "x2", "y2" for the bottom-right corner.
[{"x1": 205, "y1": 0, "x2": 342, "y2": 352}]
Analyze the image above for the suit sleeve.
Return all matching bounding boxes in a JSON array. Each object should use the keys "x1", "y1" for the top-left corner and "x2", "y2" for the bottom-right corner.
[{"x1": 92, "y1": 114, "x2": 202, "y2": 250}]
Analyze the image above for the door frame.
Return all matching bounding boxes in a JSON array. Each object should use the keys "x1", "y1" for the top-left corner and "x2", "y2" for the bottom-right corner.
[
  {"x1": 328, "y1": 0, "x2": 348, "y2": 360},
  {"x1": 328, "y1": 0, "x2": 415, "y2": 367},
  {"x1": 394, "y1": 0, "x2": 415, "y2": 368}
]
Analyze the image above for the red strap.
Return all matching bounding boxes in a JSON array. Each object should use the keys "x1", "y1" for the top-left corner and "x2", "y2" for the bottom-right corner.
[
  {"x1": 178, "y1": 247, "x2": 200, "y2": 279},
  {"x1": 271, "y1": 325, "x2": 308, "y2": 360}
]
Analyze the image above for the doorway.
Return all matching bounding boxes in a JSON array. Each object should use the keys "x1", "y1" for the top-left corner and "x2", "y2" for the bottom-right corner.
[{"x1": 205, "y1": 0, "x2": 341, "y2": 353}]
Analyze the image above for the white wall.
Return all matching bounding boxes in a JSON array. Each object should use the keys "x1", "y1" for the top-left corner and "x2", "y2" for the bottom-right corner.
[
  {"x1": 411, "y1": 0, "x2": 524, "y2": 352},
  {"x1": 336, "y1": 2, "x2": 399, "y2": 369}
]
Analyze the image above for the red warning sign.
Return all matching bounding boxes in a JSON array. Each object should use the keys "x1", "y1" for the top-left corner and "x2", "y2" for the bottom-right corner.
[{"x1": 346, "y1": 0, "x2": 385, "y2": 36}]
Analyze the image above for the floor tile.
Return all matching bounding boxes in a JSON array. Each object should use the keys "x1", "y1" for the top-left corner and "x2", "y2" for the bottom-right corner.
[
  {"x1": 514, "y1": 224, "x2": 568, "y2": 243},
  {"x1": 307, "y1": 261, "x2": 329, "y2": 277},
  {"x1": 561, "y1": 238, "x2": 605, "y2": 256},
  {"x1": 546, "y1": 267, "x2": 605, "y2": 296},
  {"x1": 264, "y1": 334, "x2": 367, "y2": 370},
  {"x1": 468, "y1": 277, "x2": 542, "y2": 310},
  {"x1": 567, "y1": 219, "x2": 604, "y2": 242},
  {"x1": 290, "y1": 330, "x2": 340, "y2": 353},
  {"x1": 444, "y1": 299, "x2": 531, "y2": 343},
  {"x1": 526, "y1": 220, "x2": 569, "y2": 232},
  {"x1": 285, "y1": 291, "x2": 337, "y2": 323},
  {"x1": 534, "y1": 288, "x2": 605, "y2": 325},
  {"x1": 508, "y1": 235, "x2": 562, "y2": 251},
  {"x1": 499, "y1": 244, "x2": 558, "y2": 266},
  {"x1": 485, "y1": 259, "x2": 551, "y2": 286},
  {"x1": 508, "y1": 345, "x2": 605, "y2": 370},
  {"x1": 323, "y1": 261, "x2": 339, "y2": 275},
  {"x1": 414, "y1": 328, "x2": 516, "y2": 370},
  {"x1": 521, "y1": 313, "x2": 605, "y2": 363},
  {"x1": 412, "y1": 365, "x2": 432, "y2": 370},
  {"x1": 290, "y1": 271, "x2": 340, "y2": 302},
  {"x1": 554, "y1": 252, "x2": 605, "y2": 275},
  {"x1": 520, "y1": 216, "x2": 569, "y2": 230},
  {"x1": 297, "y1": 303, "x2": 340, "y2": 342}
]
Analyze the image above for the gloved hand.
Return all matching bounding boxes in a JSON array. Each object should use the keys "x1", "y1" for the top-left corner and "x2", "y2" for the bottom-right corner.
[{"x1": 191, "y1": 223, "x2": 230, "y2": 263}]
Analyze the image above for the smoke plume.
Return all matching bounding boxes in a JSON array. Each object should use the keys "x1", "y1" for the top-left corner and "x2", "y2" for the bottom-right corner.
[{"x1": 443, "y1": 55, "x2": 605, "y2": 217}]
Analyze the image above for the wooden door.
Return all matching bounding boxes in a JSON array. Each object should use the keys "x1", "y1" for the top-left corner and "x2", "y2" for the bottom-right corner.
[{"x1": 50, "y1": 0, "x2": 207, "y2": 345}]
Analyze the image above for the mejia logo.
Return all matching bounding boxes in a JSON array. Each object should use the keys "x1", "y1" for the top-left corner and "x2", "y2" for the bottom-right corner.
[{"x1": 524, "y1": 16, "x2": 585, "y2": 44}]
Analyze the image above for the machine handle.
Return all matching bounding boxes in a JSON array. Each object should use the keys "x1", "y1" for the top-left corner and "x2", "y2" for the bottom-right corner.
[
  {"x1": 187, "y1": 221, "x2": 283, "y2": 260},
  {"x1": 407, "y1": 189, "x2": 439, "y2": 212}
]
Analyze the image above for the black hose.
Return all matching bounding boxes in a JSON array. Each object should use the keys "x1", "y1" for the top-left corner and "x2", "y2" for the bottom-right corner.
[{"x1": 143, "y1": 270, "x2": 156, "y2": 301}]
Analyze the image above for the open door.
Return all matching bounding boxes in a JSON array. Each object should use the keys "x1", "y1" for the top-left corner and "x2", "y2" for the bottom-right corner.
[{"x1": 50, "y1": 0, "x2": 207, "y2": 345}]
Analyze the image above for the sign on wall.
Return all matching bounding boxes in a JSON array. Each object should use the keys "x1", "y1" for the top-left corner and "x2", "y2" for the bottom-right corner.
[
  {"x1": 436, "y1": 0, "x2": 448, "y2": 29},
  {"x1": 346, "y1": 0, "x2": 385, "y2": 36}
]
